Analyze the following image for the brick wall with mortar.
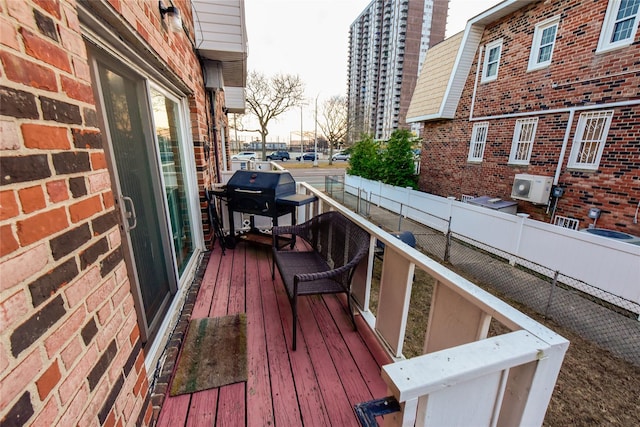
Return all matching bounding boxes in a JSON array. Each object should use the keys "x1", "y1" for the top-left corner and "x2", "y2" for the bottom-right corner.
[
  {"x1": 1, "y1": 0, "x2": 220, "y2": 425},
  {"x1": 417, "y1": 0, "x2": 640, "y2": 232}
]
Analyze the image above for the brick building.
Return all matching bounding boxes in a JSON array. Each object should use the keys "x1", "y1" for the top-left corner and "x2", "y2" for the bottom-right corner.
[
  {"x1": 407, "y1": 0, "x2": 640, "y2": 233},
  {"x1": 1, "y1": 0, "x2": 246, "y2": 425}
]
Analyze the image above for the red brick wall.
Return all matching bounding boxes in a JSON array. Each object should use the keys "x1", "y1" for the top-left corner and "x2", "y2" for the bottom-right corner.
[
  {"x1": 1, "y1": 0, "x2": 216, "y2": 425},
  {"x1": 418, "y1": 0, "x2": 640, "y2": 233}
]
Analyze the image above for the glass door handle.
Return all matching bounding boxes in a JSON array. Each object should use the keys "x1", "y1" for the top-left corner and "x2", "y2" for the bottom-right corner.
[{"x1": 121, "y1": 196, "x2": 138, "y2": 231}]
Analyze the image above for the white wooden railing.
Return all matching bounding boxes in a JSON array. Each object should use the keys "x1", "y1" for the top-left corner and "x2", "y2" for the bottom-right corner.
[
  {"x1": 216, "y1": 171, "x2": 568, "y2": 425},
  {"x1": 296, "y1": 182, "x2": 569, "y2": 427}
]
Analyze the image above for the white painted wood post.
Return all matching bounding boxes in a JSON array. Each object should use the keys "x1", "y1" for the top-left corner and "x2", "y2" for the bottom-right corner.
[{"x1": 351, "y1": 235, "x2": 376, "y2": 317}]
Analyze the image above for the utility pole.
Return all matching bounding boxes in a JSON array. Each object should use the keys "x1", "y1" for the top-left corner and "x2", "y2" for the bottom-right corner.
[
  {"x1": 313, "y1": 94, "x2": 319, "y2": 167},
  {"x1": 300, "y1": 105, "x2": 304, "y2": 157}
]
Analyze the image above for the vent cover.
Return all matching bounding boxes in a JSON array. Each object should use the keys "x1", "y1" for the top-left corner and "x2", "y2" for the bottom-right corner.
[{"x1": 512, "y1": 179, "x2": 532, "y2": 198}]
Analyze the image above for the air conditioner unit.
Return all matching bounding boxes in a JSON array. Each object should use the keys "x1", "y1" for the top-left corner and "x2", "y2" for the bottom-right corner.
[{"x1": 511, "y1": 174, "x2": 553, "y2": 204}]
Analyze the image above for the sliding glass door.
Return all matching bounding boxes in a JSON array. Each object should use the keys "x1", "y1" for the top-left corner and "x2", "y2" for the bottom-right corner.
[{"x1": 92, "y1": 53, "x2": 199, "y2": 342}]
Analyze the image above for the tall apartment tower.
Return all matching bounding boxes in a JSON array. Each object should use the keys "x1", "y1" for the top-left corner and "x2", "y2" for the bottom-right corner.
[{"x1": 348, "y1": 0, "x2": 448, "y2": 141}]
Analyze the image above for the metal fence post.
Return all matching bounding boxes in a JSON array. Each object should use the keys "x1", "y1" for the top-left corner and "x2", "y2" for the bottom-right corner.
[
  {"x1": 444, "y1": 216, "x2": 452, "y2": 262},
  {"x1": 544, "y1": 270, "x2": 560, "y2": 318},
  {"x1": 398, "y1": 203, "x2": 404, "y2": 230}
]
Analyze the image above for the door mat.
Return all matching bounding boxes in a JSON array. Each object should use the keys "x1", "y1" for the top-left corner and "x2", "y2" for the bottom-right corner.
[{"x1": 170, "y1": 314, "x2": 247, "y2": 396}]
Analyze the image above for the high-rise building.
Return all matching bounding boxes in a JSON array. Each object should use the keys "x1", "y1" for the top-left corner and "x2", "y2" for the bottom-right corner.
[{"x1": 348, "y1": 0, "x2": 448, "y2": 141}]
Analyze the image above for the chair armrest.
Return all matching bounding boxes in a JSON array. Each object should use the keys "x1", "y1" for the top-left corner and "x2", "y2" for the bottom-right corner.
[
  {"x1": 294, "y1": 261, "x2": 353, "y2": 283},
  {"x1": 272, "y1": 224, "x2": 303, "y2": 237},
  {"x1": 293, "y1": 247, "x2": 367, "y2": 284}
]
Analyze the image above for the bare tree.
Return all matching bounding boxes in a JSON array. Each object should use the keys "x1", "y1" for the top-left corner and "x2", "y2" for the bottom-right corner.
[
  {"x1": 245, "y1": 71, "x2": 305, "y2": 158},
  {"x1": 318, "y1": 95, "x2": 348, "y2": 165}
]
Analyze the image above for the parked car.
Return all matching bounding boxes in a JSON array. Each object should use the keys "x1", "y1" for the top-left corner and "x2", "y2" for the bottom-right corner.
[
  {"x1": 331, "y1": 151, "x2": 350, "y2": 161},
  {"x1": 232, "y1": 151, "x2": 257, "y2": 161},
  {"x1": 296, "y1": 152, "x2": 319, "y2": 161},
  {"x1": 265, "y1": 151, "x2": 290, "y2": 161}
]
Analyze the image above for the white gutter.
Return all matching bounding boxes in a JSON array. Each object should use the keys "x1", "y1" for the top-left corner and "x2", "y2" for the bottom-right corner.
[{"x1": 469, "y1": 99, "x2": 640, "y2": 122}]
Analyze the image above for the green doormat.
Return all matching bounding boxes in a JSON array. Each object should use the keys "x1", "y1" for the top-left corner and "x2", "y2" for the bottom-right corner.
[{"x1": 170, "y1": 314, "x2": 247, "y2": 396}]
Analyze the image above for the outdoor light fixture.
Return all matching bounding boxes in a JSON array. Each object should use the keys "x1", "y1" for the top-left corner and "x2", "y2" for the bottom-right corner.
[{"x1": 159, "y1": 1, "x2": 182, "y2": 33}]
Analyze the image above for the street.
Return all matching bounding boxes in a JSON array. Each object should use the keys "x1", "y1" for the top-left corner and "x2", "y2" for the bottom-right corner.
[{"x1": 288, "y1": 167, "x2": 345, "y2": 190}]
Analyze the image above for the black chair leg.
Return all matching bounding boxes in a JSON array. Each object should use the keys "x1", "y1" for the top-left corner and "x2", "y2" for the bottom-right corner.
[
  {"x1": 292, "y1": 297, "x2": 297, "y2": 351},
  {"x1": 347, "y1": 293, "x2": 357, "y2": 331}
]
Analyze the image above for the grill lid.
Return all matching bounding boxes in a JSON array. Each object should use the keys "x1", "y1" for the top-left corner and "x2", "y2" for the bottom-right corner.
[{"x1": 227, "y1": 170, "x2": 295, "y2": 193}]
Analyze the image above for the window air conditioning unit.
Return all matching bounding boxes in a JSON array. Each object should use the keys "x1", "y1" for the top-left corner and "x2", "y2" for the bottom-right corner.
[{"x1": 511, "y1": 174, "x2": 553, "y2": 204}]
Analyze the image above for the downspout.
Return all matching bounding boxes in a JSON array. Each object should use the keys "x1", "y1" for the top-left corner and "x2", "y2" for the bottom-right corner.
[
  {"x1": 469, "y1": 46, "x2": 483, "y2": 120},
  {"x1": 208, "y1": 89, "x2": 222, "y2": 184}
]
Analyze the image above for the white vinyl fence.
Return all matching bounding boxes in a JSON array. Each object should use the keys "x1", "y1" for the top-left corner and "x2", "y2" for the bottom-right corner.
[{"x1": 345, "y1": 175, "x2": 640, "y2": 315}]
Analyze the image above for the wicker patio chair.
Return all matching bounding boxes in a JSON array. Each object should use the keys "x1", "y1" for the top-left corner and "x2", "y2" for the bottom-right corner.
[{"x1": 272, "y1": 211, "x2": 371, "y2": 350}]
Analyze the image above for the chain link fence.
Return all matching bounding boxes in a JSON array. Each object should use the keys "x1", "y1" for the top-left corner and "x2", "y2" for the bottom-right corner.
[{"x1": 328, "y1": 179, "x2": 640, "y2": 367}]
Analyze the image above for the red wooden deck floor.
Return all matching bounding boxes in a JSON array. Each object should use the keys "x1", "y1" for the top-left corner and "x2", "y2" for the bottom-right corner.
[{"x1": 156, "y1": 242, "x2": 392, "y2": 426}]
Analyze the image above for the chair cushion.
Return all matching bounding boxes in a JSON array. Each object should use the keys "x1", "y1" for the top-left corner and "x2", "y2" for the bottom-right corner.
[{"x1": 274, "y1": 251, "x2": 346, "y2": 297}]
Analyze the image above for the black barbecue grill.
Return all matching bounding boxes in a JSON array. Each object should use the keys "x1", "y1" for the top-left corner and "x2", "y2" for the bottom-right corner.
[{"x1": 215, "y1": 170, "x2": 317, "y2": 245}]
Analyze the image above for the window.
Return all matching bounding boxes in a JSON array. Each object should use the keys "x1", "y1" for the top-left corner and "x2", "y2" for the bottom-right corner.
[
  {"x1": 468, "y1": 123, "x2": 488, "y2": 162},
  {"x1": 481, "y1": 39, "x2": 502, "y2": 82},
  {"x1": 568, "y1": 111, "x2": 614, "y2": 170},
  {"x1": 597, "y1": 0, "x2": 640, "y2": 52},
  {"x1": 509, "y1": 118, "x2": 538, "y2": 165},
  {"x1": 528, "y1": 17, "x2": 560, "y2": 70}
]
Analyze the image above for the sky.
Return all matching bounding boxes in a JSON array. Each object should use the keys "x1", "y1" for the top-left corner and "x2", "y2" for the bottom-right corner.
[{"x1": 240, "y1": 0, "x2": 503, "y2": 144}]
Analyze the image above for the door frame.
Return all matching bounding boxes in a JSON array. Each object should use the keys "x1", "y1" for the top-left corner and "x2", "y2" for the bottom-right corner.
[{"x1": 148, "y1": 83, "x2": 205, "y2": 276}]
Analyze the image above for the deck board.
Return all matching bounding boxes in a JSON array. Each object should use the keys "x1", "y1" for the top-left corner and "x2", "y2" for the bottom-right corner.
[
  {"x1": 185, "y1": 391, "x2": 216, "y2": 427},
  {"x1": 297, "y1": 295, "x2": 359, "y2": 427},
  {"x1": 246, "y1": 247, "x2": 275, "y2": 427},
  {"x1": 255, "y1": 247, "x2": 303, "y2": 427},
  {"x1": 191, "y1": 248, "x2": 223, "y2": 318},
  {"x1": 209, "y1": 244, "x2": 234, "y2": 317},
  {"x1": 156, "y1": 242, "x2": 391, "y2": 426},
  {"x1": 308, "y1": 296, "x2": 377, "y2": 406},
  {"x1": 211, "y1": 244, "x2": 245, "y2": 427}
]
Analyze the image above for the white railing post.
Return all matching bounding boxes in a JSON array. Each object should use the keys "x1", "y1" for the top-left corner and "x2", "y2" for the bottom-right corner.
[{"x1": 351, "y1": 235, "x2": 376, "y2": 322}]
